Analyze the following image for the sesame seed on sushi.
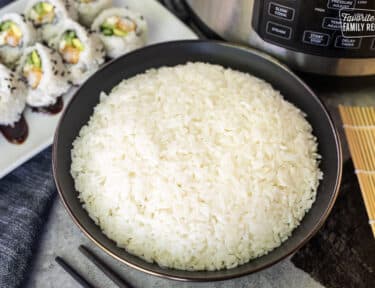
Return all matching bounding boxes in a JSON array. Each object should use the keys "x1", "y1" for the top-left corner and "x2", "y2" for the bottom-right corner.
[
  {"x1": 48, "y1": 19, "x2": 105, "y2": 85},
  {"x1": 17, "y1": 42, "x2": 70, "y2": 107},
  {"x1": 91, "y1": 7, "x2": 147, "y2": 59},
  {"x1": 74, "y1": 0, "x2": 112, "y2": 28},
  {"x1": 0, "y1": 63, "x2": 26, "y2": 126},
  {"x1": 25, "y1": 0, "x2": 78, "y2": 41},
  {"x1": 0, "y1": 13, "x2": 38, "y2": 68}
]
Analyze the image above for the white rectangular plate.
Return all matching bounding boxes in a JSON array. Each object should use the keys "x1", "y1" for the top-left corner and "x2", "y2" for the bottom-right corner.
[{"x1": 0, "y1": 0, "x2": 197, "y2": 179}]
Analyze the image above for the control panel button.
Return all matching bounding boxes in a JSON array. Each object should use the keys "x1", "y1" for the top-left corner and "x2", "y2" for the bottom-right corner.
[
  {"x1": 303, "y1": 31, "x2": 330, "y2": 46},
  {"x1": 268, "y1": 2, "x2": 295, "y2": 21},
  {"x1": 327, "y1": 0, "x2": 356, "y2": 9},
  {"x1": 266, "y1": 21, "x2": 292, "y2": 39},
  {"x1": 357, "y1": 0, "x2": 369, "y2": 5},
  {"x1": 334, "y1": 36, "x2": 362, "y2": 49},
  {"x1": 322, "y1": 17, "x2": 342, "y2": 30}
]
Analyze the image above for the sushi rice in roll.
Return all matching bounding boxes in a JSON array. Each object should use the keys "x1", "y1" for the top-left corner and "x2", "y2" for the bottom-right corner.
[
  {"x1": 0, "y1": 13, "x2": 37, "y2": 67},
  {"x1": 49, "y1": 19, "x2": 105, "y2": 85},
  {"x1": 17, "y1": 43, "x2": 70, "y2": 107},
  {"x1": 25, "y1": 0, "x2": 78, "y2": 41},
  {"x1": 74, "y1": 0, "x2": 112, "y2": 28},
  {"x1": 0, "y1": 63, "x2": 26, "y2": 126},
  {"x1": 91, "y1": 7, "x2": 147, "y2": 59}
]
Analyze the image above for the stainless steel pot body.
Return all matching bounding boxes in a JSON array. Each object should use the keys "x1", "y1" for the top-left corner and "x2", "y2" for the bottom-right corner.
[{"x1": 186, "y1": 0, "x2": 375, "y2": 76}]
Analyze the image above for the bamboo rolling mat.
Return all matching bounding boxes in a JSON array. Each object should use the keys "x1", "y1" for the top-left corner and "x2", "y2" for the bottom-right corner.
[{"x1": 339, "y1": 105, "x2": 375, "y2": 238}]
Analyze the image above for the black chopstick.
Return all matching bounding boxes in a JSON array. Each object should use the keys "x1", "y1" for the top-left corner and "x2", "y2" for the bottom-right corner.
[
  {"x1": 55, "y1": 256, "x2": 96, "y2": 288},
  {"x1": 79, "y1": 245, "x2": 134, "y2": 288}
]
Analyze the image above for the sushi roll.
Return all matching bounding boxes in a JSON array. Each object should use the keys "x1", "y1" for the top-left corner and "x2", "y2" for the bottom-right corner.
[
  {"x1": 91, "y1": 7, "x2": 147, "y2": 59},
  {"x1": 25, "y1": 0, "x2": 78, "y2": 41},
  {"x1": 49, "y1": 19, "x2": 105, "y2": 85},
  {"x1": 74, "y1": 0, "x2": 112, "y2": 28},
  {"x1": 0, "y1": 13, "x2": 38, "y2": 67},
  {"x1": 17, "y1": 43, "x2": 70, "y2": 107},
  {"x1": 0, "y1": 63, "x2": 26, "y2": 126}
]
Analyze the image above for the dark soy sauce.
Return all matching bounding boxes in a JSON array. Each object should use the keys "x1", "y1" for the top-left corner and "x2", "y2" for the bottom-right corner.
[
  {"x1": 1, "y1": 97, "x2": 64, "y2": 145},
  {"x1": 0, "y1": 115, "x2": 29, "y2": 144},
  {"x1": 32, "y1": 97, "x2": 64, "y2": 115}
]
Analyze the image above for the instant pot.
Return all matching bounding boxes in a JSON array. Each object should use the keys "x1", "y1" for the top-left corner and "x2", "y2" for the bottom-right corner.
[{"x1": 185, "y1": 0, "x2": 375, "y2": 76}]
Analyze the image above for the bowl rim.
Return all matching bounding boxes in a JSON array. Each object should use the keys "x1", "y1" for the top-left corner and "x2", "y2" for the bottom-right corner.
[{"x1": 52, "y1": 39, "x2": 343, "y2": 282}]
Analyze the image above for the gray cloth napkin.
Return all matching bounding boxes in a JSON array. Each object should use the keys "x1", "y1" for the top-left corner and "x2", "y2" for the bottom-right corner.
[{"x1": 0, "y1": 147, "x2": 56, "y2": 288}]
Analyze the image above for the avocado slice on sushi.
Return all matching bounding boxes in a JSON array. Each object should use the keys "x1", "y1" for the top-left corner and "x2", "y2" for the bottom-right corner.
[
  {"x1": 31, "y1": 50, "x2": 41, "y2": 67},
  {"x1": 72, "y1": 38, "x2": 84, "y2": 51},
  {"x1": 113, "y1": 28, "x2": 128, "y2": 37},
  {"x1": 0, "y1": 20, "x2": 23, "y2": 47}
]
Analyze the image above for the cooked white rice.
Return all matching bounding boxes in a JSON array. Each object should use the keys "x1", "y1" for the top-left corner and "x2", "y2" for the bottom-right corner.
[{"x1": 71, "y1": 62, "x2": 322, "y2": 271}]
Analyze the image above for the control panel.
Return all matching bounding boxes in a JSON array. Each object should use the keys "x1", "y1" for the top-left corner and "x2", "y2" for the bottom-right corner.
[{"x1": 253, "y1": 0, "x2": 375, "y2": 58}]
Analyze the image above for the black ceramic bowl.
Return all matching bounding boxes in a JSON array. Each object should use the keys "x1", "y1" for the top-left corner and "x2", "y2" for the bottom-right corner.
[{"x1": 53, "y1": 40, "x2": 342, "y2": 281}]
